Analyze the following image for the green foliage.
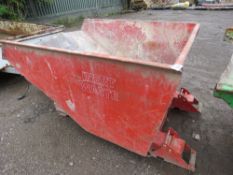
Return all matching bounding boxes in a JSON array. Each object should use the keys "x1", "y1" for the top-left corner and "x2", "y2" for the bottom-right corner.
[
  {"x1": 39, "y1": 0, "x2": 54, "y2": 3},
  {"x1": 0, "y1": 5, "x2": 10, "y2": 17},
  {"x1": 0, "y1": 0, "x2": 25, "y2": 20},
  {"x1": 0, "y1": 0, "x2": 54, "y2": 20},
  {"x1": 226, "y1": 30, "x2": 233, "y2": 40}
]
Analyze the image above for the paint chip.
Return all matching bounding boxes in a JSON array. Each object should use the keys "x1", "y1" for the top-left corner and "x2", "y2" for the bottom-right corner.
[
  {"x1": 16, "y1": 63, "x2": 21, "y2": 69},
  {"x1": 171, "y1": 64, "x2": 183, "y2": 71},
  {"x1": 66, "y1": 100, "x2": 75, "y2": 111}
]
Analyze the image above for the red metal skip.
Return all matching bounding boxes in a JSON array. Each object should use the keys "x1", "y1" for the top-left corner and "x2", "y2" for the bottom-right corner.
[{"x1": 1, "y1": 19, "x2": 200, "y2": 171}]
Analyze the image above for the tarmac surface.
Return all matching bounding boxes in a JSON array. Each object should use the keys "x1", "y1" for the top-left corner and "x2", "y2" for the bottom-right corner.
[{"x1": 0, "y1": 10, "x2": 233, "y2": 175}]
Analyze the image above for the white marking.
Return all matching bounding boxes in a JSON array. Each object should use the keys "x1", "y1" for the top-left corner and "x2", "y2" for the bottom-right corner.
[
  {"x1": 66, "y1": 100, "x2": 75, "y2": 111},
  {"x1": 81, "y1": 71, "x2": 119, "y2": 101},
  {"x1": 46, "y1": 61, "x2": 57, "y2": 79},
  {"x1": 171, "y1": 64, "x2": 183, "y2": 71}
]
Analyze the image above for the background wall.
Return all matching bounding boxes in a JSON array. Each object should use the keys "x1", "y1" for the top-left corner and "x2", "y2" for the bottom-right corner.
[{"x1": 26, "y1": 0, "x2": 128, "y2": 19}]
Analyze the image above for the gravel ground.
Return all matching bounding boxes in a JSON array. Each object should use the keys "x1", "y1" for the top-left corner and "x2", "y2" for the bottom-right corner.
[{"x1": 0, "y1": 10, "x2": 233, "y2": 175}]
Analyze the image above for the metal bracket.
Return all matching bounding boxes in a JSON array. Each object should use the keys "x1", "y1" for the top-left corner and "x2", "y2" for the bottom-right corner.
[
  {"x1": 171, "y1": 88, "x2": 202, "y2": 113},
  {"x1": 150, "y1": 128, "x2": 196, "y2": 171}
]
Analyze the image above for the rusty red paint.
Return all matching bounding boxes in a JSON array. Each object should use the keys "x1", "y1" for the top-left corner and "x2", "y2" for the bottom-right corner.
[
  {"x1": 1, "y1": 19, "x2": 200, "y2": 171},
  {"x1": 81, "y1": 19, "x2": 199, "y2": 65},
  {"x1": 171, "y1": 88, "x2": 201, "y2": 113}
]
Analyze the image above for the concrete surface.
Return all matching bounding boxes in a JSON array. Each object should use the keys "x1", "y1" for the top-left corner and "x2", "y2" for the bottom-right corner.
[{"x1": 0, "y1": 10, "x2": 233, "y2": 175}]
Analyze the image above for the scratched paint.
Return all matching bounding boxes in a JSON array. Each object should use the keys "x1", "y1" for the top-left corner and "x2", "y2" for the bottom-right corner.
[
  {"x1": 24, "y1": 19, "x2": 196, "y2": 65},
  {"x1": 81, "y1": 19, "x2": 195, "y2": 64},
  {"x1": 2, "y1": 19, "x2": 199, "y2": 171},
  {"x1": 66, "y1": 99, "x2": 76, "y2": 111},
  {"x1": 2, "y1": 43, "x2": 180, "y2": 156}
]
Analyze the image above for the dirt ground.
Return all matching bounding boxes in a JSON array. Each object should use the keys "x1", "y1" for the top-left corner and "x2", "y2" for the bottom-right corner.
[{"x1": 0, "y1": 10, "x2": 233, "y2": 175}]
